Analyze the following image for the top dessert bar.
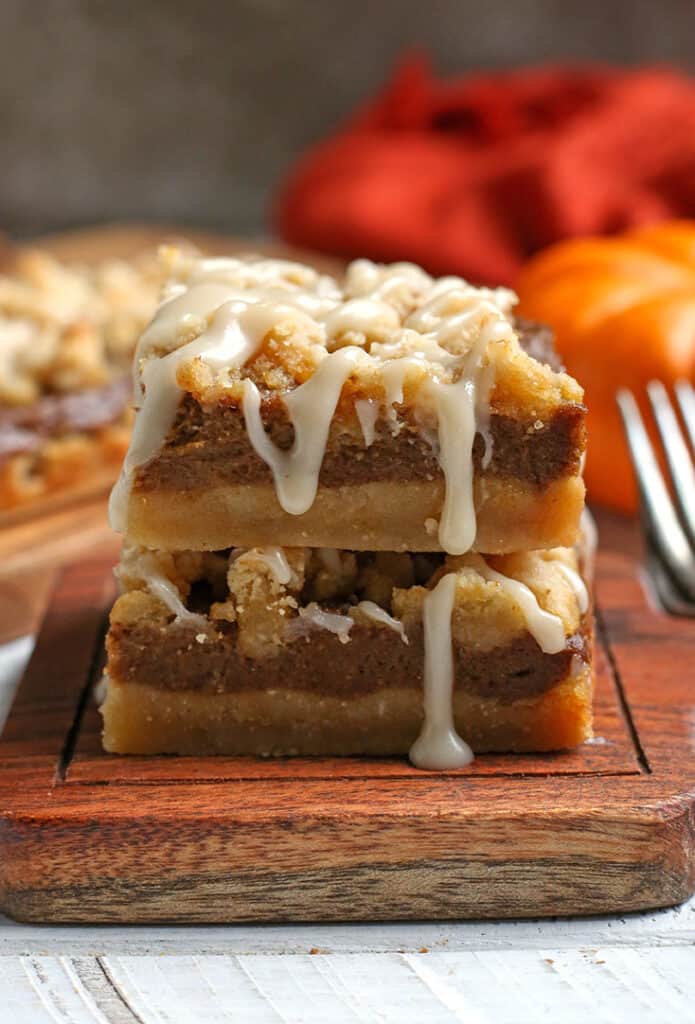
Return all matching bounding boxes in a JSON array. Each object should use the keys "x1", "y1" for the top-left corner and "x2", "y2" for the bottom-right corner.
[{"x1": 110, "y1": 251, "x2": 586, "y2": 554}]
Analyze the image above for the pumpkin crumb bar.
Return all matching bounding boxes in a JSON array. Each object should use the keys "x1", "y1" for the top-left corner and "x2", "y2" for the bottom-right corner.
[
  {"x1": 109, "y1": 252, "x2": 586, "y2": 555},
  {"x1": 102, "y1": 543, "x2": 593, "y2": 759}
]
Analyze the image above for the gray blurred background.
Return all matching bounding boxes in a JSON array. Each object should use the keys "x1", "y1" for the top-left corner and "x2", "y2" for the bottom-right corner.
[{"x1": 1, "y1": 0, "x2": 694, "y2": 240}]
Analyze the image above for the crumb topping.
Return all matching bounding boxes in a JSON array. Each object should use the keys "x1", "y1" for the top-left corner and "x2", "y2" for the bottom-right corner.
[
  {"x1": 138, "y1": 249, "x2": 520, "y2": 395},
  {"x1": 113, "y1": 543, "x2": 586, "y2": 660},
  {"x1": 0, "y1": 247, "x2": 164, "y2": 405}
]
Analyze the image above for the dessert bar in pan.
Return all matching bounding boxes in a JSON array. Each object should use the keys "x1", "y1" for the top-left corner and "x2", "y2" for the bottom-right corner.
[
  {"x1": 0, "y1": 247, "x2": 162, "y2": 512},
  {"x1": 103, "y1": 543, "x2": 592, "y2": 765},
  {"x1": 110, "y1": 253, "x2": 586, "y2": 555}
]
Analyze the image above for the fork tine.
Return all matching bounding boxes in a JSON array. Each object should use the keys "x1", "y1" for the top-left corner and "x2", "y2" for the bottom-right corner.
[
  {"x1": 674, "y1": 378, "x2": 695, "y2": 451},
  {"x1": 646, "y1": 380, "x2": 695, "y2": 546},
  {"x1": 616, "y1": 387, "x2": 695, "y2": 603},
  {"x1": 646, "y1": 544, "x2": 695, "y2": 617}
]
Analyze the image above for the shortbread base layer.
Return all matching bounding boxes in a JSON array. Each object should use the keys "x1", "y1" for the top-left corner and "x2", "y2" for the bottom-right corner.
[
  {"x1": 125, "y1": 475, "x2": 585, "y2": 554},
  {"x1": 101, "y1": 666, "x2": 593, "y2": 756}
]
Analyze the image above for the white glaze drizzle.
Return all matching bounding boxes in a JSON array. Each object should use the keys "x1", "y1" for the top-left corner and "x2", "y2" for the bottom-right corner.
[
  {"x1": 354, "y1": 398, "x2": 379, "y2": 447},
  {"x1": 111, "y1": 255, "x2": 519, "y2": 555},
  {"x1": 109, "y1": 256, "x2": 340, "y2": 529},
  {"x1": 475, "y1": 353, "x2": 497, "y2": 471},
  {"x1": 430, "y1": 376, "x2": 476, "y2": 554},
  {"x1": 556, "y1": 562, "x2": 590, "y2": 615},
  {"x1": 242, "y1": 546, "x2": 293, "y2": 586},
  {"x1": 110, "y1": 290, "x2": 316, "y2": 530},
  {"x1": 475, "y1": 559, "x2": 566, "y2": 654},
  {"x1": 378, "y1": 357, "x2": 416, "y2": 433},
  {"x1": 146, "y1": 571, "x2": 203, "y2": 625},
  {"x1": 286, "y1": 603, "x2": 354, "y2": 643},
  {"x1": 431, "y1": 319, "x2": 508, "y2": 554},
  {"x1": 355, "y1": 600, "x2": 409, "y2": 643},
  {"x1": 409, "y1": 573, "x2": 474, "y2": 770},
  {"x1": 323, "y1": 296, "x2": 400, "y2": 339},
  {"x1": 242, "y1": 346, "x2": 368, "y2": 515},
  {"x1": 119, "y1": 550, "x2": 207, "y2": 628},
  {"x1": 409, "y1": 555, "x2": 569, "y2": 769}
]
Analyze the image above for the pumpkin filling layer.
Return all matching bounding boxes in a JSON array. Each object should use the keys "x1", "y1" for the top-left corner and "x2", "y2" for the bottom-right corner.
[{"x1": 140, "y1": 396, "x2": 583, "y2": 493}]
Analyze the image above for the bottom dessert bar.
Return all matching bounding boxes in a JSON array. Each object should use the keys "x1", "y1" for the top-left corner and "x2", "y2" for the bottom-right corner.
[{"x1": 102, "y1": 544, "x2": 593, "y2": 761}]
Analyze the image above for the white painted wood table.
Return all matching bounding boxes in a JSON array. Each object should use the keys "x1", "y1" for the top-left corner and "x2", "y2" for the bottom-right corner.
[{"x1": 1, "y1": 636, "x2": 693, "y2": 1023}]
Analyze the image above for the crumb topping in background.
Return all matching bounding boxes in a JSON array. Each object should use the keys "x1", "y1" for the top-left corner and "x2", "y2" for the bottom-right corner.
[{"x1": 0, "y1": 247, "x2": 163, "y2": 405}]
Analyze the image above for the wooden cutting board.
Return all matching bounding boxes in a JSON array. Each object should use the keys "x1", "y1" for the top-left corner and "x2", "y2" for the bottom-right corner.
[
  {"x1": 0, "y1": 224, "x2": 342, "y2": 644},
  {"x1": 0, "y1": 512, "x2": 692, "y2": 924}
]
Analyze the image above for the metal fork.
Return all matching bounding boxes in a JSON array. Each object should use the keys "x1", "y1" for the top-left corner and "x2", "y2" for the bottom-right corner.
[{"x1": 617, "y1": 380, "x2": 695, "y2": 616}]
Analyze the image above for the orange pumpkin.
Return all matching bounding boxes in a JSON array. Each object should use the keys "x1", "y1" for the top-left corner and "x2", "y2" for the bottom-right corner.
[{"x1": 516, "y1": 220, "x2": 695, "y2": 513}]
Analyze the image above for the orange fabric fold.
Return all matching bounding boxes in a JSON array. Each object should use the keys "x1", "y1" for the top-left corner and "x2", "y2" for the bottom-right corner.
[{"x1": 274, "y1": 56, "x2": 695, "y2": 285}]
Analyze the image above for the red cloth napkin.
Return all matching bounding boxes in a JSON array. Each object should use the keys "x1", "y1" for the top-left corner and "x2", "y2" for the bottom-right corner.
[{"x1": 274, "y1": 56, "x2": 695, "y2": 284}]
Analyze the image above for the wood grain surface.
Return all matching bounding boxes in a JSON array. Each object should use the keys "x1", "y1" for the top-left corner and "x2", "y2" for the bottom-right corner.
[{"x1": 0, "y1": 512, "x2": 692, "y2": 925}]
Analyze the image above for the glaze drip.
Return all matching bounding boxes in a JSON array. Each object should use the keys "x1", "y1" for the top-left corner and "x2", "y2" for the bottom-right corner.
[
  {"x1": 556, "y1": 562, "x2": 590, "y2": 615},
  {"x1": 286, "y1": 603, "x2": 354, "y2": 643},
  {"x1": 475, "y1": 557, "x2": 567, "y2": 655},
  {"x1": 410, "y1": 556, "x2": 570, "y2": 768},
  {"x1": 242, "y1": 347, "x2": 369, "y2": 515},
  {"x1": 355, "y1": 600, "x2": 409, "y2": 643},
  {"x1": 241, "y1": 546, "x2": 293, "y2": 586},
  {"x1": 117, "y1": 548, "x2": 207, "y2": 628},
  {"x1": 409, "y1": 573, "x2": 474, "y2": 770},
  {"x1": 354, "y1": 398, "x2": 379, "y2": 447}
]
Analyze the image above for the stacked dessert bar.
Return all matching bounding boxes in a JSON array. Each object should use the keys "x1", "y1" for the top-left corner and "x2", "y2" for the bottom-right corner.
[{"x1": 103, "y1": 250, "x2": 592, "y2": 768}]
